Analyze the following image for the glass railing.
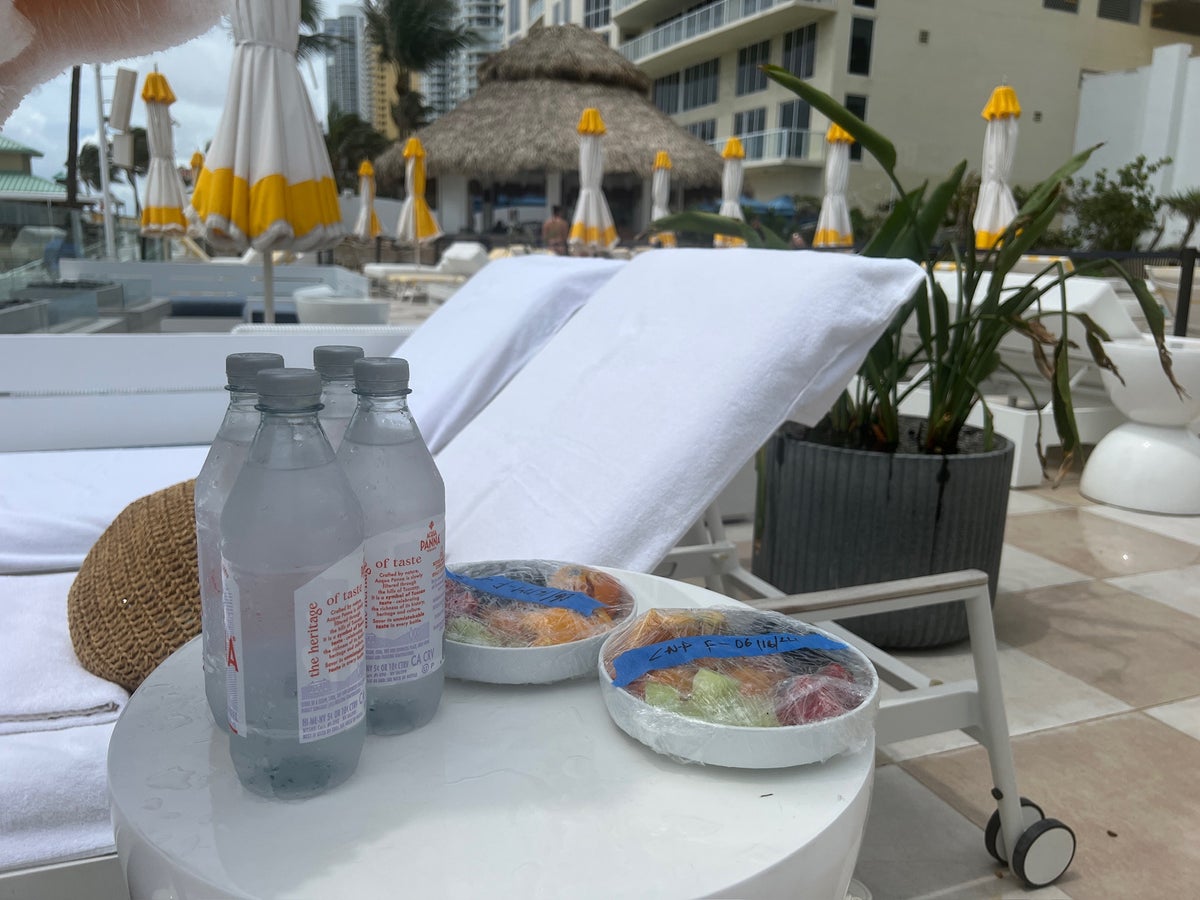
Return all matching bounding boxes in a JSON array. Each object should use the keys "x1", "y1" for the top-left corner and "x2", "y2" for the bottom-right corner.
[
  {"x1": 708, "y1": 128, "x2": 824, "y2": 163},
  {"x1": 619, "y1": 0, "x2": 830, "y2": 59}
]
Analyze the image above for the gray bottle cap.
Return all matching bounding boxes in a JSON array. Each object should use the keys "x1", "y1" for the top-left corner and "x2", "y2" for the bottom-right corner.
[
  {"x1": 255, "y1": 368, "x2": 323, "y2": 410},
  {"x1": 353, "y1": 357, "x2": 411, "y2": 394},
  {"x1": 225, "y1": 352, "x2": 285, "y2": 391},
  {"x1": 313, "y1": 345, "x2": 365, "y2": 378}
]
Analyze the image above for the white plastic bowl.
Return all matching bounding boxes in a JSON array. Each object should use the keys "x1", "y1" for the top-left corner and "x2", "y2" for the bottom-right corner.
[
  {"x1": 597, "y1": 621, "x2": 879, "y2": 768},
  {"x1": 445, "y1": 630, "x2": 611, "y2": 684},
  {"x1": 295, "y1": 295, "x2": 390, "y2": 325}
]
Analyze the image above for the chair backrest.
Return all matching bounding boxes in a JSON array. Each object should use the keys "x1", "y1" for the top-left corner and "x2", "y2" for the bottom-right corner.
[{"x1": 436, "y1": 248, "x2": 923, "y2": 571}]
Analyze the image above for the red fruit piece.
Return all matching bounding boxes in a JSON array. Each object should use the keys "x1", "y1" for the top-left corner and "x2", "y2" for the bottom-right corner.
[
  {"x1": 774, "y1": 674, "x2": 863, "y2": 726},
  {"x1": 818, "y1": 663, "x2": 854, "y2": 682},
  {"x1": 446, "y1": 581, "x2": 478, "y2": 619}
]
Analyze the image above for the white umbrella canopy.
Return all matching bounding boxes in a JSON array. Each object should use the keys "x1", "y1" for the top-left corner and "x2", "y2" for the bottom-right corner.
[
  {"x1": 139, "y1": 72, "x2": 188, "y2": 238},
  {"x1": 813, "y1": 124, "x2": 855, "y2": 249},
  {"x1": 649, "y1": 150, "x2": 676, "y2": 248},
  {"x1": 353, "y1": 159, "x2": 383, "y2": 242},
  {"x1": 188, "y1": 0, "x2": 344, "y2": 322},
  {"x1": 568, "y1": 108, "x2": 618, "y2": 253},
  {"x1": 714, "y1": 137, "x2": 746, "y2": 248},
  {"x1": 395, "y1": 137, "x2": 441, "y2": 263},
  {"x1": 973, "y1": 85, "x2": 1021, "y2": 250}
]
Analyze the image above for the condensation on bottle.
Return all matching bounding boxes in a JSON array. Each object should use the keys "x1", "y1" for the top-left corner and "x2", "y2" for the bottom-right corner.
[
  {"x1": 314, "y1": 345, "x2": 364, "y2": 450},
  {"x1": 195, "y1": 352, "x2": 284, "y2": 726},
  {"x1": 338, "y1": 357, "x2": 446, "y2": 735},
  {"x1": 220, "y1": 368, "x2": 367, "y2": 799}
]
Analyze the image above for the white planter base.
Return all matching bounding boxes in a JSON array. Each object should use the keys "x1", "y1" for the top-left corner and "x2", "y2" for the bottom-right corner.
[{"x1": 1081, "y1": 422, "x2": 1200, "y2": 515}]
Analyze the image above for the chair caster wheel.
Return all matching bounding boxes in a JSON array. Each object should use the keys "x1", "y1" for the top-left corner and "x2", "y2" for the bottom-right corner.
[
  {"x1": 984, "y1": 796, "x2": 1044, "y2": 863},
  {"x1": 1011, "y1": 818, "x2": 1076, "y2": 888}
]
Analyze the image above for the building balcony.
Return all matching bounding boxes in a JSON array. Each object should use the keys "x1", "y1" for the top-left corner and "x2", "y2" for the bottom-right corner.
[
  {"x1": 709, "y1": 128, "x2": 825, "y2": 168},
  {"x1": 617, "y1": 0, "x2": 833, "y2": 71}
]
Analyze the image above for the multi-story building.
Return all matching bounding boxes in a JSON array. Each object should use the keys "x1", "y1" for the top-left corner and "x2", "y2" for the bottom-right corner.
[
  {"x1": 423, "y1": 0, "x2": 505, "y2": 119},
  {"x1": 507, "y1": 0, "x2": 1200, "y2": 214},
  {"x1": 323, "y1": 5, "x2": 376, "y2": 126}
]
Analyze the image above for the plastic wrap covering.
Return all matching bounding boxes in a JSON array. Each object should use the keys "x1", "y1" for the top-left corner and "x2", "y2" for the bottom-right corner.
[
  {"x1": 599, "y1": 608, "x2": 878, "y2": 768},
  {"x1": 444, "y1": 560, "x2": 635, "y2": 684},
  {"x1": 1, "y1": 0, "x2": 228, "y2": 124}
]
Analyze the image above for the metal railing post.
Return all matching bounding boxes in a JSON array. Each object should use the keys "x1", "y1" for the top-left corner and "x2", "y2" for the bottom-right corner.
[{"x1": 1176, "y1": 246, "x2": 1196, "y2": 338}]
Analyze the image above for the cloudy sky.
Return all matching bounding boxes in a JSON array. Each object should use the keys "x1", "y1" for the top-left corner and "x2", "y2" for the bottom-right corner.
[{"x1": 3, "y1": 22, "x2": 328, "y2": 208}]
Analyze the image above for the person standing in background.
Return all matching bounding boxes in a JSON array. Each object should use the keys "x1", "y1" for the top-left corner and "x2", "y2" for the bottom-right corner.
[{"x1": 542, "y1": 205, "x2": 569, "y2": 255}]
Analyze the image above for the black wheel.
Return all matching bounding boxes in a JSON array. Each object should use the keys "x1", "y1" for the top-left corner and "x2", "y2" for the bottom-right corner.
[
  {"x1": 984, "y1": 797, "x2": 1045, "y2": 863},
  {"x1": 1011, "y1": 818, "x2": 1076, "y2": 889}
]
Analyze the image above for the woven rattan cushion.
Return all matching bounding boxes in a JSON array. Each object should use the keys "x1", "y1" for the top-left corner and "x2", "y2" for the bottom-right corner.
[{"x1": 69, "y1": 479, "x2": 200, "y2": 692}]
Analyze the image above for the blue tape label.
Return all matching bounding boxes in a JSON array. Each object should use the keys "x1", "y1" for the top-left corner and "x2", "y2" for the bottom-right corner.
[
  {"x1": 446, "y1": 571, "x2": 606, "y2": 617},
  {"x1": 611, "y1": 632, "x2": 849, "y2": 687}
]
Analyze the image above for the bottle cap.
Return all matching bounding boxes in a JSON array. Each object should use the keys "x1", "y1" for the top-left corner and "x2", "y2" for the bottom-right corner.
[
  {"x1": 353, "y1": 357, "x2": 411, "y2": 395},
  {"x1": 225, "y1": 352, "x2": 285, "y2": 391},
  {"x1": 255, "y1": 368, "x2": 323, "y2": 410},
  {"x1": 313, "y1": 345, "x2": 365, "y2": 378}
]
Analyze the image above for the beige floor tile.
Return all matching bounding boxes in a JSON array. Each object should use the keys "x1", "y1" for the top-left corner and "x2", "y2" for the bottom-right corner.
[
  {"x1": 1106, "y1": 563, "x2": 1200, "y2": 618},
  {"x1": 999, "y1": 545, "x2": 1090, "y2": 594},
  {"x1": 1146, "y1": 696, "x2": 1200, "y2": 742},
  {"x1": 877, "y1": 642, "x2": 1130, "y2": 762},
  {"x1": 1003, "y1": 508, "x2": 1200, "y2": 579},
  {"x1": 1007, "y1": 490, "x2": 1069, "y2": 516},
  {"x1": 993, "y1": 579, "x2": 1200, "y2": 707},
  {"x1": 901, "y1": 713, "x2": 1200, "y2": 900},
  {"x1": 1081, "y1": 504, "x2": 1200, "y2": 547}
]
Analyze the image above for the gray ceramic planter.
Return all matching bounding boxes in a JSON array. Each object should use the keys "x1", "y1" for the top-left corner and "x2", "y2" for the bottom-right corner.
[{"x1": 752, "y1": 421, "x2": 1015, "y2": 649}]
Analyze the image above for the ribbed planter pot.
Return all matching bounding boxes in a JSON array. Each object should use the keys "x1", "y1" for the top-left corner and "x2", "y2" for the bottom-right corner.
[{"x1": 751, "y1": 420, "x2": 1015, "y2": 649}]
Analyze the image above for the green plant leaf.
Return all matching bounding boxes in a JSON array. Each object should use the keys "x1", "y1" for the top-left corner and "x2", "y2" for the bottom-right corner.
[
  {"x1": 650, "y1": 211, "x2": 765, "y2": 248},
  {"x1": 762, "y1": 65, "x2": 897, "y2": 173},
  {"x1": 1018, "y1": 144, "x2": 1100, "y2": 217}
]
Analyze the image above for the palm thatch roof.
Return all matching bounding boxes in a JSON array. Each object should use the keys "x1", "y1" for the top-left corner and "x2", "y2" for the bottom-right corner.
[{"x1": 375, "y1": 25, "x2": 723, "y2": 188}]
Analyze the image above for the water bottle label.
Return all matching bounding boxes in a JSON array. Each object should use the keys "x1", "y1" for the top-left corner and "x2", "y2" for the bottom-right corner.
[
  {"x1": 364, "y1": 517, "x2": 446, "y2": 686},
  {"x1": 294, "y1": 546, "x2": 368, "y2": 743},
  {"x1": 221, "y1": 556, "x2": 245, "y2": 735}
]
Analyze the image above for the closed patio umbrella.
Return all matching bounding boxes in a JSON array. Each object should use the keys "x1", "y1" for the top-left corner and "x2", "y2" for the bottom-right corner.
[
  {"x1": 354, "y1": 160, "x2": 382, "y2": 242},
  {"x1": 649, "y1": 150, "x2": 676, "y2": 248},
  {"x1": 714, "y1": 137, "x2": 746, "y2": 248},
  {"x1": 569, "y1": 108, "x2": 618, "y2": 253},
  {"x1": 395, "y1": 137, "x2": 442, "y2": 265},
  {"x1": 973, "y1": 84, "x2": 1021, "y2": 250},
  {"x1": 188, "y1": 0, "x2": 343, "y2": 322},
  {"x1": 139, "y1": 71, "x2": 187, "y2": 238},
  {"x1": 813, "y1": 124, "x2": 855, "y2": 248}
]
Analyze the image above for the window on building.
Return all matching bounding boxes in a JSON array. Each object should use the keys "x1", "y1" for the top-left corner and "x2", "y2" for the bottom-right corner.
[
  {"x1": 563, "y1": 0, "x2": 572, "y2": 22},
  {"x1": 584, "y1": 0, "x2": 609, "y2": 27},
  {"x1": 848, "y1": 17, "x2": 873, "y2": 76},
  {"x1": 553, "y1": 1, "x2": 561, "y2": 23},
  {"x1": 686, "y1": 119, "x2": 716, "y2": 143},
  {"x1": 854, "y1": 0, "x2": 875, "y2": 6},
  {"x1": 781, "y1": 24, "x2": 817, "y2": 79},
  {"x1": 653, "y1": 73, "x2": 681, "y2": 115},
  {"x1": 844, "y1": 93, "x2": 867, "y2": 160},
  {"x1": 779, "y1": 99, "x2": 811, "y2": 158},
  {"x1": 1042, "y1": 0, "x2": 1078, "y2": 12},
  {"x1": 509, "y1": 0, "x2": 521, "y2": 31},
  {"x1": 1150, "y1": 3, "x2": 1200, "y2": 35},
  {"x1": 736, "y1": 41, "x2": 770, "y2": 95},
  {"x1": 682, "y1": 59, "x2": 719, "y2": 111},
  {"x1": 1098, "y1": 0, "x2": 1139, "y2": 23},
  {"x1": 733, "y1": 107, "x2": 766, "y2": 159}
]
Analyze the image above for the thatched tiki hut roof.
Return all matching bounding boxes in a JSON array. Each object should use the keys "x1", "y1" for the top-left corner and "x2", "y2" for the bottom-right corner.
[{"x1": 375, "y1": 25, "x2": 723, "y2": 189}]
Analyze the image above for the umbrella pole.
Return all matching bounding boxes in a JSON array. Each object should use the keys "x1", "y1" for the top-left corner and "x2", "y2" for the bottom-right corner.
[{"x1": 263, "y1": 252, "x2": 275, "y2": 324}]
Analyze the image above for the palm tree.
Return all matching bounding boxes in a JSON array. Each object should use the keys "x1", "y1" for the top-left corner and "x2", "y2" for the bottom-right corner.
[
  {"x1": 78, "y1": 143, "x2": 124, "y2": 195},
  {"x1": 363, "y1": 0, "x2": 479, "y2": 139},
  {"x1": 299, "y1": 0, "x2": 339, "y2": 62},
  {"x1": 325, "y1": 107, "x2": 392, "y2": 192},
  {"x1": 1163, "y1": 188, "x2": 1200, "y2": 249}
]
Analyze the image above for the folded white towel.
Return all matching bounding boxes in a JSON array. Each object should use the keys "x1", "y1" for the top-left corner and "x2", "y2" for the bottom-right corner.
[
  {"x1": 0, "y1": 573, "x2": 128, "y2": 735},
  {"x1": 0, "y1": 444, "x2": 209, "y2": 575},
  {"x1": 402, "y1": 256, "x2": 625, "y2": 453},
  {"x1": 0, "y1": 721, "x2": 116, "y2": 871},
  {"x1": 437, "y1": 248, "x2": 924, "y2": 571}
]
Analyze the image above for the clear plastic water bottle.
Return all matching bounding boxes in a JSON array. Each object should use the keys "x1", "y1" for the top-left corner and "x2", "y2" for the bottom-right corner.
[
  {"x1": 220, "y1": 368, "x2": 367, "y2": 799},
  {"x1": 314, "y1": 345, "x2": 364, "y2": 450},
  {"x1": 195, "y1": 351, "x2": 284, "y2": 726},
  {"x1": 338, "y1": 357, "x2": 445, "y2": 735}
]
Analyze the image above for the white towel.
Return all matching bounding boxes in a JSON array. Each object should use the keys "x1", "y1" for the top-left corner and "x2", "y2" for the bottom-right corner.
[
  {"x1": 437, "y1": 248, "x2": 924, "y2": 571},
  {"x1": 0, "y1": 573, "x2": 128, "y2": 735},
  {"x1": 0, "y1": 721, "x2": 116, "y2": 871},
  {"x1": 0, "y1": 444, "x2": 209, "y2": 575},
  {"x1": 401, "y1": 255, "x2": 625, "y2": 453}
]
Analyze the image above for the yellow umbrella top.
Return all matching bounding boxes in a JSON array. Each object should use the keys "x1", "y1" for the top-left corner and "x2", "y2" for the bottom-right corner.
[
  {"x1": 721, "y1": 137, "x2": 745, "y2": 160},
  {"x1": 982, "y1": 85, "x2": 1021, "y2": 121},
  {"x1": 577, "y1": 108, "x2": 606, "y2": 136},
  {"x1": 402, "y1": 137, "x2": 425, "y2": 160},
  {"x1": 358, "y1": 159, "x2": 375, "y2": 177},
  {"x1": 190, "y1": 151, "x2": 204, "y2": 171},
  {"x1": 826, "y1": 123, "x2": 856, "y2": 144},
  {"x1": 141, "y1": 71, "x2": 176, "y2": 105},
  {"x1": 654, "y1": 150, "x2": 672, "y2": 170}
]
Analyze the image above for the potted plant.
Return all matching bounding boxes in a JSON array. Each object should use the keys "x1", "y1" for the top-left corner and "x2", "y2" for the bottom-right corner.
[{"x1": 655, "y1": 69, "x2": 1180, "y2": 648}]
